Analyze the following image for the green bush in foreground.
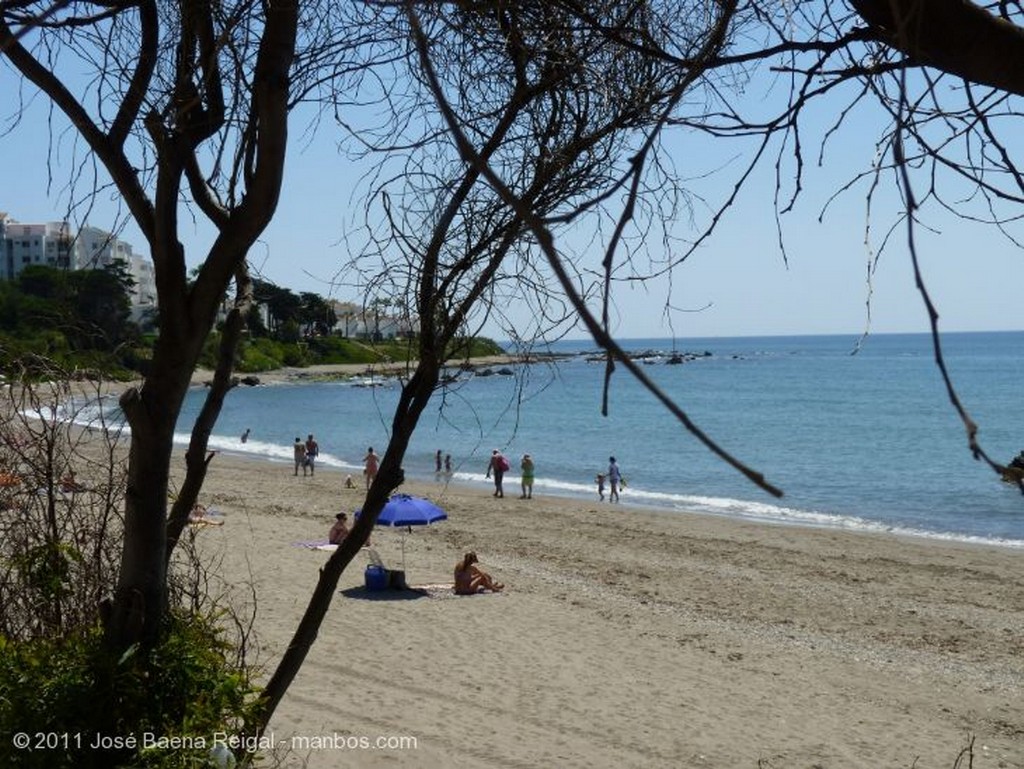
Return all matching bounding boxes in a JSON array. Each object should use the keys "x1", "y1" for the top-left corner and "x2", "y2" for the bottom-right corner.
[{"x1": 0, "y1": 609, "x2": 260, "y2": 769}]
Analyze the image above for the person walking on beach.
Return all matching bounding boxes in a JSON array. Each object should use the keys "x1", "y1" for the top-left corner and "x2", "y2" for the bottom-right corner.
[
  {"x1": 520, "y1": 453, "x2": 535, "y2": 499},
  {"x1": 363, "y1": 447, "x2": 380, "y2": 489},
  {"x1": 595, "y1": 473, "x2": 606, "y2": 501},
  {"x1": 293, "y1": 437, "x2": 305, "y2": 476},
  {"x1": 607, "y1": 456, "x2": 622, "y2": 503},
  {"x1": 304, "y1": 434, "x2": 320, "y2": 476},
  {"x1": 444, "y1": 453, "x2": 452, "y2": 474},
  {"x1": 486, "y1": 449, "x2": 508, "y2": 498},
  {"x1": 435, "y1": 449, "x2": 443, "y2": 474}
]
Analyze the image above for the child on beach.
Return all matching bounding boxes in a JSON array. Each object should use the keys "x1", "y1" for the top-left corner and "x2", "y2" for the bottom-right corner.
[{"x1": 595, "y1": 473, "x2": 606, "y2": 501}]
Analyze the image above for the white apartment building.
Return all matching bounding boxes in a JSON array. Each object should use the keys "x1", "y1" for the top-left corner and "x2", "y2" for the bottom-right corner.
[
  {"x1": 74, "y1": 225, "x2": 130, "y2": 270},
  {"x1": 1, "y1": 217, "x2": 75, "y2": 279},
  {"x1": 0, "y1": 214, "x2": 157, "y2": 312},
  {"x1": 0, "y1": 213, "x2": 9, "y2": 279},
  {"x1": 328, "y1": 299, "x2": 417, "y2": 340}
]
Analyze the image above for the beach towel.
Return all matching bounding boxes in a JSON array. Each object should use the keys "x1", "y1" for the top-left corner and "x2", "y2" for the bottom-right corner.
[
  {"x1": 294, "y1": 539, "x2": 337, "y2": 551},
  {"x1": 188, "y1": 507, "x2": 225, "y2": 527}
]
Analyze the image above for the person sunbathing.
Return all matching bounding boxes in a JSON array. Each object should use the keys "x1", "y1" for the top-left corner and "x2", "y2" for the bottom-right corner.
[
  {"x1": 328, "y1": 512, "x2": 350, "y2": 544},
  {"x1": 59, "y1": 474, "x2": 87, "y2": 493},
  {"x1": 453, "y1": 552, "x2": 503, "y2": 595},
  {"x1": 188, "y1": 503, "x2": 224, "y2": 526}
]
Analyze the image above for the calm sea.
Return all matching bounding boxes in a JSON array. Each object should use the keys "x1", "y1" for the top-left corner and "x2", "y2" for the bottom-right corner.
[{"x1": 172, "y1": 331, "x2": 1024, "y2": 548}]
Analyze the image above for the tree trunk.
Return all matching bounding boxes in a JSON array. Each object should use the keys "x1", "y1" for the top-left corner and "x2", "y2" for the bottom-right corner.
[
  {"x1": 107, "y1": 343, "x2": 195, "y2": 649},
  {"x1": 165, "y1": 276, "x2": 252, "y2": 561},
  {"x1": 248, "y1": 354, "x2": 442, "y2": 739},
  {"x1": 851, "y1": 0, "x2": 1024, "y2": 96}
]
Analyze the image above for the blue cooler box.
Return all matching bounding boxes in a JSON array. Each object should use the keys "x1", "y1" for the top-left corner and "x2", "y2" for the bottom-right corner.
[{"x1": 364, "y1": 564, "x2": 388, "y2": 591}]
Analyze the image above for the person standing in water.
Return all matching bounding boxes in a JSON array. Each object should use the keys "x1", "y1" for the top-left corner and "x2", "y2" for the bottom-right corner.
[
  {"x1": 519, "y1": 453, "x2": 535, "y2": 499},
  {"x1": 293, "y1": 437, "x2": 306, "y2": 476}
]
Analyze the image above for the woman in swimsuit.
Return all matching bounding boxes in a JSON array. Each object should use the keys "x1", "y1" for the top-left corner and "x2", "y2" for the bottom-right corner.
[
  {"x1": 363, "y1": 447, "x2": 380, "y2": 489},
  {"x1": 453, "y1": 552, "x2": 504, "y2": 595}
]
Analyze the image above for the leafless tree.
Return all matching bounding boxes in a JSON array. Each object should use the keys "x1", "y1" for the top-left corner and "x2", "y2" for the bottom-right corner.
[
  {"x1": 0, "y1": 356, "x2": 126, "y2": 640},
  {"x1": 649, "y1": 0, "x2": 1024, "y2": 480},
  {"x1": 0, "y1": 0, "x2": 302, "y2": 650},
  {"x1": 252, "y1": 0, "x2": 756, "y2": 736}
]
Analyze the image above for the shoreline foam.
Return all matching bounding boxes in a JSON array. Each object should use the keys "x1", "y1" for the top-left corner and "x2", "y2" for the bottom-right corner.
[
  {"x1": 65, "y1": 373, "x2": 1024, "y2": 549},
  {"x1": 190, "y1": 440, "x2": 1024, "y2": 551}
]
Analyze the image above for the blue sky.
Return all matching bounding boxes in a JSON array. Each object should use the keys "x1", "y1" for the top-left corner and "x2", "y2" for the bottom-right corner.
[{"x1": 3, "y1": 62, "x2": 1022, "y2": 342}]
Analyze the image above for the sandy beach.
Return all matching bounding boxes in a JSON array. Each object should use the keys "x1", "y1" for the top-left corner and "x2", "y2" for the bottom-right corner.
[{"x1": 182, "y1": 450, "x2": 1024, "y2": 769}]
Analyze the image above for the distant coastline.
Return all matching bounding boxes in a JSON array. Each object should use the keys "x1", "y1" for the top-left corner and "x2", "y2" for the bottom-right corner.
[{"x1": 188, "y1": 352, "x2": 570, "y2": 388}]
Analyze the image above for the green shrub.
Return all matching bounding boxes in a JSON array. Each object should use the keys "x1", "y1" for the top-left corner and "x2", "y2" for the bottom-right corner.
[
  {"x1": 279, "y1": 343, "x2": 307, "y2": 367},
  {"x1": 445, "y1": 336, "x2": 505, "y2": 358},
  {"x1": 304, "y1": 335, "x2": 350, "y2": 363},
  {"x1": 0, "y1": 609, "x2": 261, "y2": 769},
  {"x1": 236, "y1": 348, "x2": 280, "y2": 373},
  {"x1": 235, "y1": 337, "x2": 282, "y2": 372},
  {"x1": 197, "y1": 332, "x2": 223, "y2": 370}
]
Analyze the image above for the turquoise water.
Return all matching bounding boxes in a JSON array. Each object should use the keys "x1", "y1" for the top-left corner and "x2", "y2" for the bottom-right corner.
[{"x1": 175, "y1": 331, "x2": 1024, "y2": 547}]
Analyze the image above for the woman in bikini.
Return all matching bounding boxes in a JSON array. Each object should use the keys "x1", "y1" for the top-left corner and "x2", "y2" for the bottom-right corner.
[{"x1": 453, "y1": 552, "x2": 504, "y2": 595}]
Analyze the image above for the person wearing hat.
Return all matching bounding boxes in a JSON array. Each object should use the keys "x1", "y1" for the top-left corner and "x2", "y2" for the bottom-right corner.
[
  {"x1": 520, "y1": 453, "x2": 535, "y2": 499},
  {"x1": 485, "y1": 449, "x2": 508, "y2": 498}
]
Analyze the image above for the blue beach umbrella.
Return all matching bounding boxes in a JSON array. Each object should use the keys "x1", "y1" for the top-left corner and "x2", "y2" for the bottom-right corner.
[{"x1": 355, "y1": 494, "x2": 448, "y2": 569}]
